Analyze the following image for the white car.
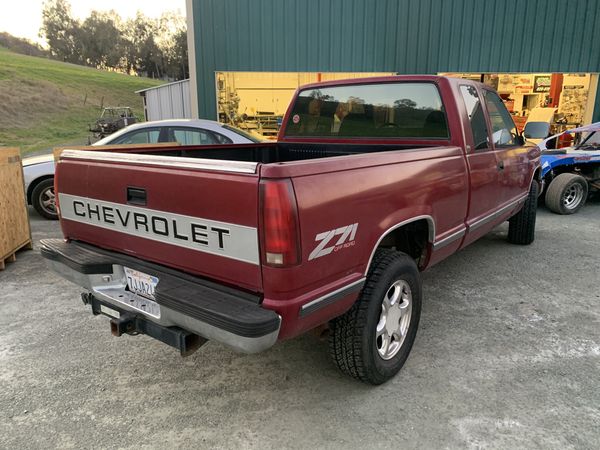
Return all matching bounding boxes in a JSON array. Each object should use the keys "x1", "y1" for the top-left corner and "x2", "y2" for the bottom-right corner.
[{"x1": 22, "y1": 119, "x2": 261, "y2": 219}]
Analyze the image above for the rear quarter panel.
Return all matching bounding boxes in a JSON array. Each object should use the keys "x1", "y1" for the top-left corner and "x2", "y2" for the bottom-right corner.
[{"x1": 262, "y1": 146, "x2": 469, "y2": 338}]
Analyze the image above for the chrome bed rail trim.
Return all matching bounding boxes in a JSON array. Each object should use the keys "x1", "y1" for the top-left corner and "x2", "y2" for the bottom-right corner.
[{"x1": 60, "y1": 149, "x2": 259, "y2": 174}]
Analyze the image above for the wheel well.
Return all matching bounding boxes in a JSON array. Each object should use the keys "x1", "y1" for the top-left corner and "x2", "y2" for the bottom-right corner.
[
  {"x1": 375, "y1": 219, "x2": 431, "y2": 269},
  {"x1": 543, "y1": 164, "x2": 598, "y2": 184},
  {"x1": 27, "y1": 175, "x2": 54, "y2": 204}
]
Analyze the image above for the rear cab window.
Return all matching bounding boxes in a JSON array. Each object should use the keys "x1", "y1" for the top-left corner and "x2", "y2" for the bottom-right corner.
[{"x1": 284, "y1": 82, "x2": 449, "y2": 139}]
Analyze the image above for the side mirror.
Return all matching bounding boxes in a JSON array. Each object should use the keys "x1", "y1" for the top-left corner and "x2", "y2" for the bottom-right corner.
[
  {"x1": 516, "y1": 134, "x2": 525, "y2": 146},
  {"x1": 524, "y1": 122, "x2": 551, "y2": 140}
]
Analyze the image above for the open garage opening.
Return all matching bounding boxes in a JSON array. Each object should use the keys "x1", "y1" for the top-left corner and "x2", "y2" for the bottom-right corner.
[{"x1": 213, "y1": 71, "x2": 598, "y2": 140}]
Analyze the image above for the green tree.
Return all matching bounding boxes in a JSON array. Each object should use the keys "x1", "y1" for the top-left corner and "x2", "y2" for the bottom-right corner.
[
  {"x1": 122, "y1": 13, "x2": 162, "y2": 78},
  {"x1": 80, "y1": 11, "x2": 123, "y2": 69},
  {"x1": 171, "y1": 28, "x2": 189, "y2": 80},
  {"x1": 40, "y1": 3, "x2": 188, "y2": 79},
  {"x1": 40, "y1": 0, "x2": 81, "y2": 63},
  {"x1": 156, "y1": 12, "x2": 188, "y2": 80}
]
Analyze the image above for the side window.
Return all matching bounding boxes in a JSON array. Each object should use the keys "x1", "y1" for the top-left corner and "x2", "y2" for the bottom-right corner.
[
  {"x1": 213, "y1": 132, "x2": 233, "y2": 144},
  {"x1": 111, "y1": 129, "x2": 160, "y2": 145},
  {"x1": 171, "y1": 128, "x2": 219, "y2": 145},
  {"x1": 483, "y1": 90, "x2": 518, "y2": 147},
  {"x1": 459, "y1": 85, "x2": 489, "y2": 150}
]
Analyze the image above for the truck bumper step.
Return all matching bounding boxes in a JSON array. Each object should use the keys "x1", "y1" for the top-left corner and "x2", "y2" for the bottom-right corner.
[{"x1": 41, "y1": 239, "x2": 280, "y2": 353}]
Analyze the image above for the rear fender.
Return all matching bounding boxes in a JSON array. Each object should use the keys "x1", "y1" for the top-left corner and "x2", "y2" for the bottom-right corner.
[{"x1": 364, "y1": 212, "x2": 435, "y2": 274}]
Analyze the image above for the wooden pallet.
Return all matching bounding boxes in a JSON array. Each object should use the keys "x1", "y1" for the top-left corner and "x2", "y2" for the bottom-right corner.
[{"x1": 0, "y1": 240, "x2": 33, "y2": 270}]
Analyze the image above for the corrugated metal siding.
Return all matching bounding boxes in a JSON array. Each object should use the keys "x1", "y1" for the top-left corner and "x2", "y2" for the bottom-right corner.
[
  {"x1": 143, "y1": 80, "x2": 192, "y2": 121},
  {"x1": 191, "y1": 0, "x2": 600, "y2": 119}
]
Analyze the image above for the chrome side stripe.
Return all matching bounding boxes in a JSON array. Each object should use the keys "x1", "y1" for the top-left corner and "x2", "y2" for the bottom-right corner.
[
  {"x1": 59, "y1": 149, "x2": 259, "y2": 174},
  {"x1": 432, "y1": 194, "x2": 528, "y2": 251},
  {"x1": 432, "y1": 228, "x2": 466, "y2": 251},
  {"x1": 300, "y1": 278, "x2": 366, "y2": 317},
  {"x1": 468, "y1": 194, "x2": 528, "y2": 232}
]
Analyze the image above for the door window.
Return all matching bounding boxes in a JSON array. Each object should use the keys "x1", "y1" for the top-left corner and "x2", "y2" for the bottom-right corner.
[
  {"x1": 170, "y1": 127, "x2": 219, "y2": 145},
  {"x1": 483, "y1": 90, "x2": 518, "y2": 147},
  {"x1": 110, "y1": 129, "x2": 161, "y2": 145},
  {"x1": 459, "y1": 85, "x2": 489, "y2": 150}
]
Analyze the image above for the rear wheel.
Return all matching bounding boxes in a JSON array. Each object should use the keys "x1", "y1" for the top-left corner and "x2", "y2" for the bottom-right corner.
[
  {"x1": 329, "y1": 249, "x2": 421, "y2": 385},
  {"x1": 545, "y1": 173, "x2": 588, "y2": 215},
  {"x1": 508, "y1": 181, "x2": 538, "y2": 245},
  {"x1": 31, "y1": 178, "x2": 58, "y2": 220}
]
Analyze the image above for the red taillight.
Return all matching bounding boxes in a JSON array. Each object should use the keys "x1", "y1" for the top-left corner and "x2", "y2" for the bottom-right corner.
[{"x1": 259, "y1": 179, "x2": 301, "y2": 267}]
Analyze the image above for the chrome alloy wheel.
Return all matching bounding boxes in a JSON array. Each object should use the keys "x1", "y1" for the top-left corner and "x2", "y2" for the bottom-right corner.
[
  {"x1": 39, "y1": 187, "x2": 56, "y2": 215},
  {"x1": 376, "y1": 280, "x2": 412, "y2": 360},
  {"x1": 563, "y1": 183, "x2": 585, "y2": 210}
]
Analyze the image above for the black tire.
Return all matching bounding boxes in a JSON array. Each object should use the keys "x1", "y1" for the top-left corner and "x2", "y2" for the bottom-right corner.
[
  {"x1": 508, "y1": 181, "x2": 538, "y2": 245},
  {"x1": 545, "y1": 173, "x2": 588, "y2": 215},
  {"x1": 31, "y1": 178, "x2": 58, "y2": 220},
  {"x1": 329, "y1": 249, "x2": 422, "y2": 385}
]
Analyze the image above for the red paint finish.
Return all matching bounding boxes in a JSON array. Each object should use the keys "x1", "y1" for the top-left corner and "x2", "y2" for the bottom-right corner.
[
  {"x1": 55, "y1": 76, "x2": 540, "y2": 342},
  {"x1": 56, "y1": 158, "x2": 262, "y2": 291}
]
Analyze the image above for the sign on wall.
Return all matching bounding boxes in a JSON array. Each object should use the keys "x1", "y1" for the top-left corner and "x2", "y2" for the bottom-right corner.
[{"x1": 533, "y1": 75, "x2": 551, "y2": 93}]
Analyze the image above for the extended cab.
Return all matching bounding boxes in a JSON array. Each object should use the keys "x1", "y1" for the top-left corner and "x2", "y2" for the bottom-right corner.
[{"x1": 41, "y1": 76, "x2": 541, "y2": 384}]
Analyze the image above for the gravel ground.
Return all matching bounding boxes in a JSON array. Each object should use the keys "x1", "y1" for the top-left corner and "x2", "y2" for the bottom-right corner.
[{"x1": 1, "y1": 203, "x2": 599, "y2": 449}]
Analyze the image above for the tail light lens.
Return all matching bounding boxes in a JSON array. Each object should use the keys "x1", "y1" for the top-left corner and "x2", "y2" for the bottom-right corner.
[{"x1": 259, "y1": 179, "x2": 301, "y2": 267}]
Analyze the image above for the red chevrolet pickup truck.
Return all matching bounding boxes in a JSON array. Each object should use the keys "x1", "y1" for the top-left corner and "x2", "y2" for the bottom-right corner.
[{"x1": 42, "y1": 76, "x2": 541, "y2": 384}]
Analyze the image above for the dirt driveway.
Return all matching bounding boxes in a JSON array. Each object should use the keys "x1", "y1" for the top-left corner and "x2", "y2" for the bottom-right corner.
[{"x1": 1, "y1": 205, "x2": 599, "y2": 449}]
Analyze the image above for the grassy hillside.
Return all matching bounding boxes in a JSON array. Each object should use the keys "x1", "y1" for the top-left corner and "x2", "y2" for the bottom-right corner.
[{"x1": 0, "y1": 46, "x2": 161, "y2": 155}]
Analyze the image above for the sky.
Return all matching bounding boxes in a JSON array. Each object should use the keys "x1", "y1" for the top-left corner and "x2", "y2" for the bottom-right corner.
[{"x1": 0, "y1": 0, "x2": 187, "y2": 45}]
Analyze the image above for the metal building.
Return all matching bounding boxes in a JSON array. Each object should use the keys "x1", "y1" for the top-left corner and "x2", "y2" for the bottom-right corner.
[
  {"x1": 186, "y1": 0, "x2": 600, "y2": 123},
  {"x1": 136, "y1": 79, "x2": 192, "y2": 121}
]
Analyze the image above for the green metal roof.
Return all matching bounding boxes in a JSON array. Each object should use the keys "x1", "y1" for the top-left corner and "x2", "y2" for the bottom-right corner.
[{"x1": 191, "y1": 0, "x2": 600, "y2": 120}]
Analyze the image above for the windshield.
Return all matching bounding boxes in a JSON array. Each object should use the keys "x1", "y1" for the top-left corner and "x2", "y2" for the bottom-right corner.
[
  {"x1": 577, "y1": 131, "x2": 600, "y2": 149},
  {"x1": 221, "y1": 124, "x2": 262, "y2": 143}
]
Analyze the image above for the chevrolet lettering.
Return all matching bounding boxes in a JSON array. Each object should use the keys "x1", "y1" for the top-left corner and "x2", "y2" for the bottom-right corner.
[{"x1": 58, "y1": 193, "x2": 259, "y2": 264}]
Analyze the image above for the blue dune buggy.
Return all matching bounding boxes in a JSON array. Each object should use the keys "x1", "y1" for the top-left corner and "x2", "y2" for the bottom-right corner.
[{"x1": 538, "y1": 123, "x2": 600, "y2": 214}]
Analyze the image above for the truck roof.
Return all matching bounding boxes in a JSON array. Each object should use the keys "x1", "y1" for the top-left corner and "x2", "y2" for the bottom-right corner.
[{"x1": 296, "y1": 74, "x2": 482, "y2": 91}]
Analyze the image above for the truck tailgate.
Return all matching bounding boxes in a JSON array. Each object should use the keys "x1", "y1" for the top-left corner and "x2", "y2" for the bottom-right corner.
[{"x1": 55, "y1": 151, "x2": 262, "y2": 291}]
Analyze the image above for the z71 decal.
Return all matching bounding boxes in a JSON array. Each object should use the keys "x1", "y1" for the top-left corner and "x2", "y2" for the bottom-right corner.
[{"x1": 308, "y1": 223, "x2": 358, "y2": 261}]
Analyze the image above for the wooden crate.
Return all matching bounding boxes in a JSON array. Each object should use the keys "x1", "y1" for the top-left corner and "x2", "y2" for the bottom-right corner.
[{"x1": 0, "y1": 147, "x2": 33, "y2": 270}]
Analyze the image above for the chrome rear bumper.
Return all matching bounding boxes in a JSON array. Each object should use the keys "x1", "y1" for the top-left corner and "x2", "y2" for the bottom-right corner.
[{"x1": 41, "y1": 239, "x2": 280, "y2": 354}]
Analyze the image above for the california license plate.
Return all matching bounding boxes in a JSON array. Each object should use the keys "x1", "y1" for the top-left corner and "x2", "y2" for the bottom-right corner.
[{"x1": 124, "y1": 267, "x2": 159, "y2": 301}]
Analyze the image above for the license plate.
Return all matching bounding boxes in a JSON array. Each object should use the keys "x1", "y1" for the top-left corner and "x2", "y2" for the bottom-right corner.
[{"x1": 124, "y1": 267, "x2": 159, "y2": 301}]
